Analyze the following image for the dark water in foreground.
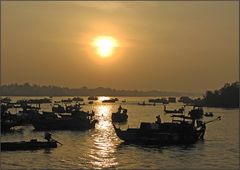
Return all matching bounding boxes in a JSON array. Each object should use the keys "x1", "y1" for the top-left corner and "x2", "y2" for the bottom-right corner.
[{"x1": 1, "y1": 97, "x2": 239, "y2": 169}]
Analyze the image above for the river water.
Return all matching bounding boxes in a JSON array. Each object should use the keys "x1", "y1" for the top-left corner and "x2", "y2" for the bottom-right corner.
[{"x1": 1, "y1": 97, "x2": 239, "y2": 169}]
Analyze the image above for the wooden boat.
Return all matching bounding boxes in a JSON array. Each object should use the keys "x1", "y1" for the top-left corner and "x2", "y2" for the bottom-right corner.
[
  {"x1": 31, "y1": 109, "x2": 98, "y2": 131},
  {"x1": 113, "y1": 115, "x2": 209, "y2": 145},
  {"x1": 149, "y1": 98, "x2": 169, "y2": 104},
  {"x1": 204, "y1": 112, "x2": 214, "y2": 117},
  {"x1": 164, "y1": 105, "x2": 184, "y2": 114},
  {"x1": 1, "y1": 140, "x2": 57, "y2": 151},
  {"x1": 102, "y1": 98, "x2": 117, "y2": 103},
  {"x1": 138, "y1": 101, "x2": 155, "y2": 106},
  {"x1": 1, "y1": 133, "x2": 59, "y2": 151},
  {"x1": 72, "y1": 97, "x2": 84, "y2": 102},
  {"x1": 112, "y1": 106, "x2": 128, "y2": 123},
  {"x1": 88, "y1": 96, "x2": 98, "y2": 100}
]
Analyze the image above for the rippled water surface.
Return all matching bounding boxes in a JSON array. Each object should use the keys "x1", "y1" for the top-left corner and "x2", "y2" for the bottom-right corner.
[{"x1": 1, "y1": 97, "x2": 239, "y2": 169}]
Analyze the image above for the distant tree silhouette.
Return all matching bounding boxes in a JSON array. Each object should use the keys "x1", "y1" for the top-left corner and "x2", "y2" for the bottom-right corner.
[
  {"x1": 0, "y1": 83, "x2": 197, "y2": 97},
  {"x1": 202, "y1": 82, "x2": 239, "y2": 108}
]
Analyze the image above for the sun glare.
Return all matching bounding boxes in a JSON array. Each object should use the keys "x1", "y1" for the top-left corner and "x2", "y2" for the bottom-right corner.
[{"x1": 93, "y1": 36, "x2": 118, "y2": 58}]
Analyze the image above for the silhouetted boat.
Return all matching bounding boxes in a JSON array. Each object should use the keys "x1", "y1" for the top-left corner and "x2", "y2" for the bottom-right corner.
[
  {"x1": 112, "y1": 106, "x2": 128, "y2": 123},
  {"x1": 1, "y1": 133, "x2": 59, "y2": 151},
  {"x1": 204, "y1": 112, "x2": 214, "y2": 117},
  {"x1": 61, "y1": 98, "x2": 73, "y2": 103},
  {"x1": 164, "y1": 105, "x2": 184, "y2": 114},
  {"x1": 102, "y1": 98, "x2": 117, "y2": 103},
  {"x1": 149, "y1": 98, "x2": 169, "y2": 104},
  {"x1": 72, "y1": 97, "x2": 84, "y2": 102},
  {"x1": 88, "y1": 101, "x2": 94, "y2": 104},
  {"x1": 1, "y1": 140, "x2": 57, "y2": 151},
  {"x1": 88, "y1": 96, "x2": 98, "y2": 100},
  {"x1": 31, "y1": 109, "x2": 97, "y2": 131},
  {"x1": 17, "y1": 98, "x2": 52, "y2": 104},
  {"x1": 138, "y1": 101, "x2": 155, "y2": 106},
  {"x1": 113, "y1": 115, "x2": 209, "y2": 145}
]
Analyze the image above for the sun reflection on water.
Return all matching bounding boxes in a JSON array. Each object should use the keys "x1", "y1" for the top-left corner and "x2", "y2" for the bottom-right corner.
[{"x1": 88, "y1": 104, "x2": 119, "y2": 168}]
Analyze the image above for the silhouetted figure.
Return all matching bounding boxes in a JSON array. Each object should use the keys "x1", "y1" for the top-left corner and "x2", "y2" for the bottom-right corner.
[
  {"x1": 44, "y1": 132, "x2": 52, "y2": 142},
  {"x1": 156, "y1": 115, "x2": 161, "y2": 124},
  {"x1": 118, "y1": 105, "x2": 122, "y2": 112}
]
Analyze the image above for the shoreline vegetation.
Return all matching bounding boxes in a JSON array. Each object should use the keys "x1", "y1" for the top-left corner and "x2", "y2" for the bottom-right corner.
[
  {"x1": 0, "y1": 82, "x2": 239, "y2": 108},
  {"x1": 0, "y1": 83, "x2": 199, "y2": 97}
]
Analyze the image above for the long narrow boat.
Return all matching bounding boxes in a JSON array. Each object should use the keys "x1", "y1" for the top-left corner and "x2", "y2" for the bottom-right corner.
[
  {"x1": 164, "y1": 105, "x2": 184, "y2": 114},
  {"x1": 113, "y1": 115, "x2": 208, "y2": 145},
  {"x1": 1, "y1": 140, "x2": 57, "y2": 151},
  {"x1": 1, "y1": 133, "x2": 59, "y2": 151}
]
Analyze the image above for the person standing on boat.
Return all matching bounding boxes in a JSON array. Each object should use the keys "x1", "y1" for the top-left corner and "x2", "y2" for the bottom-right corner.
[
  {"x1": 118, "y1": 105, "x2": 122, "y2": 112},
  {"x1": 156, "y1": 115, "x2": 161, "y2": 124}
]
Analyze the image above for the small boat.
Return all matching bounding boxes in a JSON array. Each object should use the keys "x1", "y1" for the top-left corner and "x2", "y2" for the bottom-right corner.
[
  {"x1": 1, "y1": 133, "x2": 59, "y2": 151},
  {"x1": 204, "y1": 112, "x2": 214, "y2": 117},
  {"x1": 72, "y1": 97, "x2": 84, "y2": 102},
  {"x1": 1, "y1": 140, "x2": 57, "y2": 151},
  {"x1": 138, "y1": 101, "x2": 155, "y2": 106},
  {"x1": 122, "y1": 99, "x2": 126, "y2": 103},
  {"x1": 164, "y1": 105, "x2": 184, "y2": 114},
  {"x1": 149, "y1": 98, "x2": 169, "y2": 104},
  {"x1": 112, "y1": 106, "x2": 128, "y2": 123},
  {"x1": 102, "y1": 98, "x2": 117, "y2": 103},
  {"x1": 88, "y1": 96, "x2": 98, "y2": 100},
  {"x1": 113, "y1": 114, "x2": 212, "y2": 145},
  {"x1": 61, "y1": 98, "x2": 73, "y2": 103}
]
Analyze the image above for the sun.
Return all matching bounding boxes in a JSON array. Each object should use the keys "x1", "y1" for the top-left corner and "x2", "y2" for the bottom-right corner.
[{"x1": 93, "y1": 36, "x2": 118, "y2": 58}]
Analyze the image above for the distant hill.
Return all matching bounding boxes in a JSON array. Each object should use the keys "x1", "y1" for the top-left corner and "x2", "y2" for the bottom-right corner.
[{"x1": 0, "y1": 83, "x2": 199, "y2": 97}]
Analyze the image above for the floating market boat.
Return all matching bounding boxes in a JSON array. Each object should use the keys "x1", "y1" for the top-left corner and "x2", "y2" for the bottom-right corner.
[
  {"x1": 113, "y1": 115, "x2": 221, "y2": 145},
  {"x1": 112, "y1": 106, "x2": 128, "y2": 123},
  {"x1": 164, "y1": 105, "x2": 184, "y2": 114},
  {"x1": 1, "y1": 133, "x2": 59, "y2": 151},
  {"x1": 31, "y1": 109, "x2": 98, "y2": 131},
  {"x1": 204, "y1": 112, "x2": 214, "y2": 117},
  {"x1": 88, "y1": 96, "x2": 98, "y2": 100},
  {"x1": 138, "y1": 101, "x2": 155, "y2": 106}
]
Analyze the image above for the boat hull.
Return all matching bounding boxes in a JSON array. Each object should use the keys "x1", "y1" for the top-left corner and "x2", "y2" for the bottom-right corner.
[
  {"x1": 1, "y1": 141, "x2": 57, "y2": 151},
  {"x1": 32, "y1": 119, "x2": 97, "y2": 131},
  {"x1": 113, "y1": 123, "x2": 205, "y2": 145}
]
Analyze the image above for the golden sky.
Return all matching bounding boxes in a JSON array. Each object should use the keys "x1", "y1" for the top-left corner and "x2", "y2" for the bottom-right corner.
[{"x1": 1, "y1": 1, "x2": 239, "y2": 93}]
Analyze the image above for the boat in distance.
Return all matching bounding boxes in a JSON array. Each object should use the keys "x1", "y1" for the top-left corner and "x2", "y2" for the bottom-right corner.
[
  {"x1": 113, "y1": 115, "x2": 221, "y2": 145},
  {"x1": 164, "y1": 105, "x2": 184, "y2": 114}
]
